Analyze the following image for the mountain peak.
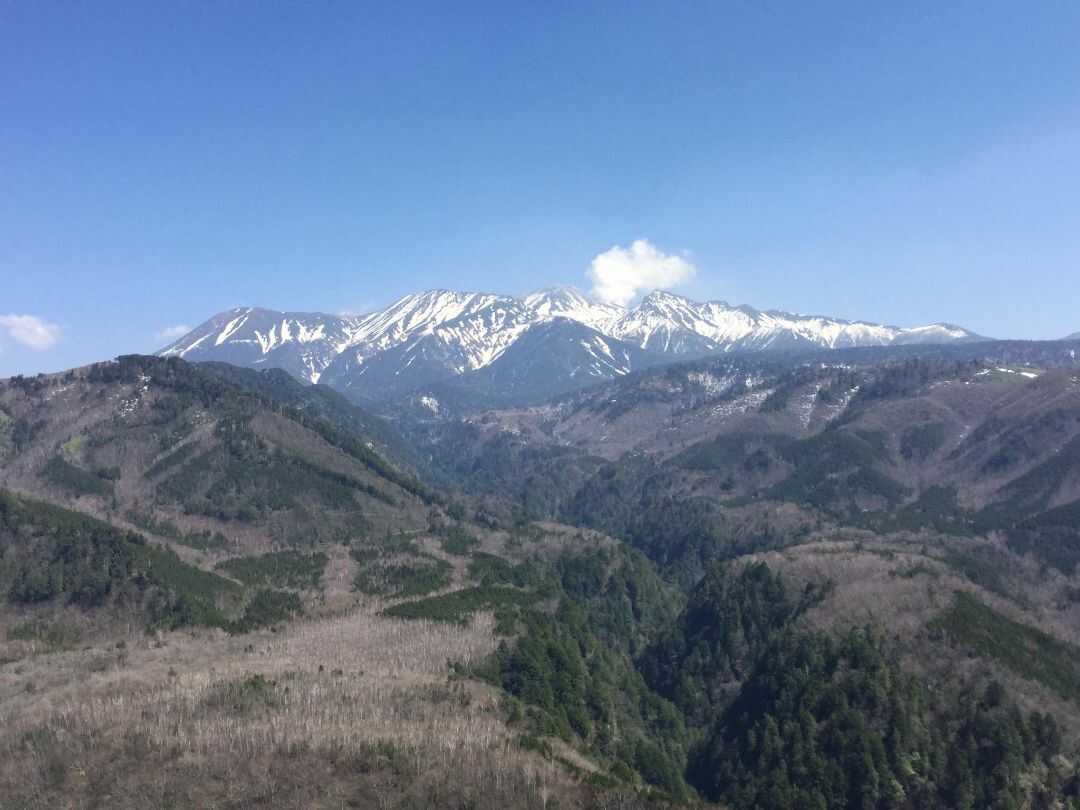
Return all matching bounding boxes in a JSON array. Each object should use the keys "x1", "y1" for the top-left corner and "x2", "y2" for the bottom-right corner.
[
  {"x1": 526, "y1": 284, "x2": 587, "y2": 298},
  {"x1": 639, "y1": 288, "x2": 689, "y2": 303},
  {"x1": 522, "y1": 287, "x2": 624, "y2": 333},
  {"x1": 524, "y1": 286, "x2": 597, "y2": 308},
  {"x1": 636, "y1": 289, "x2": 698, "y2": 311}
]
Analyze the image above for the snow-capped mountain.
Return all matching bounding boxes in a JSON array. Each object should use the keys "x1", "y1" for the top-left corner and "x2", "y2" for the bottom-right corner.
[
  {"x1": 320, "y1": 291, "x2": 537, "y2": 397},
  {"x1": 422, "y1": 318, "x2": 666, "y2": 409},
  {"x1": 159, "y1": 287, "x2": 984, "y2": 403},
  {"x1": 157, "y1": 307, "x2": 360, "y2": 384},
  {"x1": 604, "y1": 290, "x2": 978, "y2": 353},
  {"x1": 522, "y1": 287, "x2": 624, "y2": 333}
]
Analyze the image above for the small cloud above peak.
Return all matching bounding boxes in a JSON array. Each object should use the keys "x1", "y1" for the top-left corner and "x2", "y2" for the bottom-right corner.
[
  {"x1": 156, "y1": 324, "x2": 192, "y2": 343},
  {"x1": 0, "y1": 314, "x2": 62, "y2": 350},
  {"x1": 586, "y1": 239, "x2": 696, "y2": 306}
]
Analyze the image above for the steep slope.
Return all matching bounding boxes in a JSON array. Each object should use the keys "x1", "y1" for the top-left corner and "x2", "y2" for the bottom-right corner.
[
  {"x1": 160, "y1": 307, "x2": 359, "y2": 384},
  {"x1": 522, "y1": 286, "x2": 624, "y2": 332},
  {"x1": 195, "y1": 362, "x2": 419, "y2": 467},
  {"x1": 0, "y1": 354, "x2": 456, "y2": 659},
  {"x1": 414, "y1": 342, "x2": 1080, "y2": 582},
  {"x1": 469, "y1": 338, "x2": 1080, "y2": 460},
  {"x1": 340, "y1": 290, "x2": 534, "y2": 370},
  {"x1": 416, "y1": 318, "x2": 668, "y2": 410},
  {"x1": 320, "y1": 292, "x2": 538, "y2": 401},
  {"x1": 0, "y1": 489, "x2": 258, "y2": 633},
  {"x1": 0, "y1": 355, "x2": 436, "y2": 550}
]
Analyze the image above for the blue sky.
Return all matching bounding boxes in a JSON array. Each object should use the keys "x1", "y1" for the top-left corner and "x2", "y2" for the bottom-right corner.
[{"x1": 2, "y1": 1, "x2": 1079, "y2": 374}]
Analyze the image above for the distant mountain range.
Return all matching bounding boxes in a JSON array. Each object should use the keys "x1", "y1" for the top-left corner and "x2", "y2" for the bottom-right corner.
[{"x1": 159, "y1": 287, "x2": 985, "y2": 403}]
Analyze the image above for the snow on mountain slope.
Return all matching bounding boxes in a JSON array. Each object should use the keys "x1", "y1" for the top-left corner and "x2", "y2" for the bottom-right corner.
[
  {"x1": 158, "y1": 287, "x2": 985, "y2": 400},
  {"x1": 602, "y1": 290, "x2": 980, "y2": 353},
  {"x1": 159, "y1": 307, "x2": 359, "y2": 384},
  {"x1": 430, "y1": 301, "x2": 535, "y2": 370},
  {"x1": 415, "y1": 318, "x2": 669, "y2": 408},
  {"x1": 345, "y1": 290, "x2": 512, "y2": 356},
  {"x1": 474, "y1": 318, "x2": 650, "y2": 388},
  {"x1": 317, "y1": 292, "x2": 540, "y2": 398},
  {"x1": 523, "y1": 287, "x2": 624, "y2": 333}
]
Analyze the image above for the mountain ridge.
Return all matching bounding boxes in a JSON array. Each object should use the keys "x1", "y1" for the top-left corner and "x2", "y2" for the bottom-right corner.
[{"x1": 160, "y1": 287, "x2": 986, "y2": 402}]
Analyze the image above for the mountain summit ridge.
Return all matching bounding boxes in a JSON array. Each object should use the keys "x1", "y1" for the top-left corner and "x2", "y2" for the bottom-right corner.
[{"x1": 159, "y1": 287, "x2": 985, "y2": 401}]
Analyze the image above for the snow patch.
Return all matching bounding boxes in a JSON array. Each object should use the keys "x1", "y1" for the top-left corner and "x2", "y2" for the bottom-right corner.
[{"x1": 215, "y1": 312, "x2": 250, "y2": 346}]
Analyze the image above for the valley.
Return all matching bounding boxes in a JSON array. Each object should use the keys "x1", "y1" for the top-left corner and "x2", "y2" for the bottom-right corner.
[{"x1": 3, "y1": 341, "x2": 1080, "y2": 808}]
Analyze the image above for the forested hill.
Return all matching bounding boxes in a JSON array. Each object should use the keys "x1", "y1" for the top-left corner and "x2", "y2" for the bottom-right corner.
[
  {"x1": 426, "y1": 350, "x2": 1080, "y2": 580},
  {"x1": 0, "y1": 354, "x2": 436, "y2": 544}
]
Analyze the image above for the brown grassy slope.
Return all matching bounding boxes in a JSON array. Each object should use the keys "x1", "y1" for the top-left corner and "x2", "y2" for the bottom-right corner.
[
  {"x1": 0, "y1": 603, "x2": 578, "y2": 809},
  {"x1": 0, "y1": 516, "x2": 668, "y2": 810}
]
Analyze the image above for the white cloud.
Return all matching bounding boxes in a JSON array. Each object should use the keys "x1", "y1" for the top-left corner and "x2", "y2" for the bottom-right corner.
[
  {"x1": 587, "y1": 239, "x2": 696, "y2": 306},
  {"x1": 156, "y1": 324, "x2": 192, "y2": 343},
  {"x1": 0, "y1": 314, "x2": 62, "y2": 350}
]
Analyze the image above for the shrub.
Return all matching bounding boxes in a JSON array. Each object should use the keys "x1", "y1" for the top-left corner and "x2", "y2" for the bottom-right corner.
[
  {"x1": 384, "y1": 586, "x2": 539, "y2": 623},
  {"x1": 353, "y1": 558, "x2": 452, "y2": 598},
  {"x1": 41, "y1": 455, "x2": 114, "y2": 497},
  {"x1": 228, "y1": 589, "x2": 303, "y2": 633},
  {"x1": 216, "y1": 550, "x2": 327, "y2": 590},
  {"x1": 438, "y1": 524, "x2": 479, "y2": 556},
  {"x1": 8, "y1": 618, "x2": 82, "y2": 649}
]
